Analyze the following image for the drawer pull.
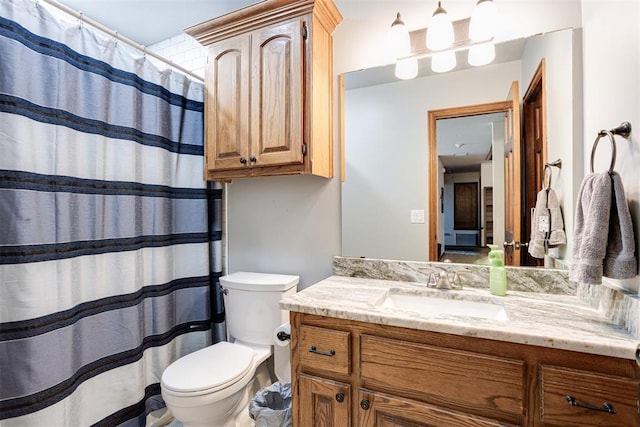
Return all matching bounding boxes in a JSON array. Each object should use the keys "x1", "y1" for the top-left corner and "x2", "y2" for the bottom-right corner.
[
  {"x1": 565, "y1": 395, "x2": 616, "y2": 414},
  {"x1": 309, "y1": 346, "x2": 335, "y2": 357},
  {"x1": 360, "y1": 399, "x2": 370, "y2": 410},
  {"x1": 335, "y1": 393, "x2": 344, "y2": 403}
]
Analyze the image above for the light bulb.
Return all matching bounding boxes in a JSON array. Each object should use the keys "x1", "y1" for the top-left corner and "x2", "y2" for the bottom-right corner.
[
  {"x1": 395, "y1": 57, "x2": 418, "y2": 80},
  {"x1": 426, "y1": 1, "x2": 454, "y2": 51},
  {"x1": 469, "y1": 0, "x2": 498, "y2": 42},
  {"x1": 468, "y1": 43, "x2": 495, "y2": 66},
  {"x1": 431, "y1": 51, "x2": 456, "y2": 73},
  {"x1": 388, "y1": 13, "x2": 411, "y2": 58}
]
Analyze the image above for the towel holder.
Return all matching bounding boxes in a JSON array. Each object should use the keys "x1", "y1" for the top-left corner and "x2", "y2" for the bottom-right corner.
[
  {"x1": 543, "y1": 159, "x2": 562, "y2": 189},
  {"x1": 590, "y1": 121, "x2": 632, "y2": 173}
]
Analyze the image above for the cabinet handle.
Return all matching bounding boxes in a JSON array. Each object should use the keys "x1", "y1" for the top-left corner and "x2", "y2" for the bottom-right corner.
[
  {"x1": 239, "y1": 157, "x2": 247, "y2": 164},
  {"x1": 360, "y1": 399, "x2": 370, "y2": 410},
  {"x1": 335, "y1": 393, "x2": 344, "y2": 403},
  {"x1": 309, "y1": 346, "x2": 335, "y2": 357},
  {"x1": 565, "y1": 395, "x2": 616, "y2": 414},
  {"x1": 249, "y1": 155, "x2": 257, "y2": 163}
]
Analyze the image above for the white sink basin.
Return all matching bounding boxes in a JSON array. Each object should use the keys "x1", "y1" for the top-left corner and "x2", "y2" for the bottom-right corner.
[{"x1": 373, "y1": 288, "x2": 509, "y2": 321}]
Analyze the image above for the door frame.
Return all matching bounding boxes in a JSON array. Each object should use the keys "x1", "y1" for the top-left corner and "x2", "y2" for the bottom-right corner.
[
  {"x1": 427, "y1": 101, "x2": 513, "y2": 262},
  {"x1": 522, "y1": 59, "x2": 547, "y2": 266}
]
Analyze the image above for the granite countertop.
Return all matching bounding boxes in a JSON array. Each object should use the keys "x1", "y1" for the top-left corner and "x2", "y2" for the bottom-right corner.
[{"x1": 281, "y1": 275, "x2": 640, "y2": 362}]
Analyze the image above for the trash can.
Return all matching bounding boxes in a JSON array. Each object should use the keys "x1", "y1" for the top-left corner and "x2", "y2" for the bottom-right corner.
[{"x1": 249, "y1": 382, "x2": 292, "y2": 427}]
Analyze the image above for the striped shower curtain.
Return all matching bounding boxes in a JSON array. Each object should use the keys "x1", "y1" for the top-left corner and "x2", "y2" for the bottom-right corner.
[{"x1": 0, "y1": 0, "x2": 222, "y2": 425}]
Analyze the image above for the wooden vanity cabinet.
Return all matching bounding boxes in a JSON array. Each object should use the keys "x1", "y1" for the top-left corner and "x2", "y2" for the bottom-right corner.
[
  {"x1": 290, "y1": 312, "x2": 640, "y2": 427},
  {"x1": 186, "y1": 0, "x2": 342, "y2": 181}
]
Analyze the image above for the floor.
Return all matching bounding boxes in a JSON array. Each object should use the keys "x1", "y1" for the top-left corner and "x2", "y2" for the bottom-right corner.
[{"x1": 440, "y1": 246, "x2": 490, "y2": 264}]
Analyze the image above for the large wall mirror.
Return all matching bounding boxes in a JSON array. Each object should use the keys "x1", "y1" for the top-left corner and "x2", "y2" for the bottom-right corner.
[{"x1": 341, "y1": 27, "x2": 583, "y2": 268}]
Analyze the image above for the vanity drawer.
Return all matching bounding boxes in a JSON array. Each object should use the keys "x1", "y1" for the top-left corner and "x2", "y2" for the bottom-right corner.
[
  {"x1": 539, "y1": 365, "x2": 639, "y2": 426},
  {"x1": 299, "y1": 325, "x2": 351, "y2": 375},
  {"x1": 360, "y1": 334, "x2": 525, "y2": 416}
]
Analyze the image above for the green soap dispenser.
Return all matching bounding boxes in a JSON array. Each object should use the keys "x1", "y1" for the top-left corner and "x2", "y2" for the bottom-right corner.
[{"x1": 487, "y1": 245, "x2": 506, "y2": 296}]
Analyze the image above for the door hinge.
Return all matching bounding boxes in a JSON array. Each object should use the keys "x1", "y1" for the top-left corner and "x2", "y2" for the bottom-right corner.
[
  {"x1": 302, "y1": 142, "x2": 308, "y2": 156},
  {"x1": 301, "y1": 22, "x2": 308, "y2": 40}
]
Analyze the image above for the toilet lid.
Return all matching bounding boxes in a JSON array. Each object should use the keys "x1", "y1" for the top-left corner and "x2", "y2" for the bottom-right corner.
[{"x1": 161, "y1": 342, "x2": 254, "y2": 393}]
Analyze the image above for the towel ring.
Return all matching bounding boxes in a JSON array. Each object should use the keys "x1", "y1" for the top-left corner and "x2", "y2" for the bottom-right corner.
[
  {"x1": 543, "y1": 165, "x2": 552, "y2": 189},
  {"x1": 590, "y1": 130, "x2": 616, "y2": 173},
  {"x1": 542, "y1": 159, "x2": 562, "y2": 190}
]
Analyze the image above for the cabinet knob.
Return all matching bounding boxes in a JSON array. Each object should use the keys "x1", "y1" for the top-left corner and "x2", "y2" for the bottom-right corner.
[
  {"x1": 360, "y1": 399, "x2": 370, "y2": 410},
  {"x1": 239, "y1": 157, "x2": 247, "y2": 164},
  {"x1": 250, "y1": 155, "x2": 257, "y2": 163},
  {"x1": 335, "y1": 393, "x2": 344, "y2": 403}
]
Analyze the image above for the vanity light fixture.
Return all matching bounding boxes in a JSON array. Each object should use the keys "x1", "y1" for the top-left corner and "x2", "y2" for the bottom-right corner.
[
  {"x1": 426, "y1": 1, "x2": 454, "y2": 51},
  {"x1": 389, "y1": 0, "x2": 499, "y2": 79},
  {"x1": 468, "y1": 42, "x2": 496, "y2": 66},
  {"x1": 388, "y1": 12, "x2": 411, "y2": 58},
  {"x1": 395, "y1": 57, "x2": 419, "y2": 80},
  {"x1": 431, "y1": 51, "x2": 456, "y2": 73},
  {"x1": 468, "y1": 0, "x2": 498, "y2": 42},
  {"x1": 388, "y1": 12, "x2": 418, "y2": 79}
]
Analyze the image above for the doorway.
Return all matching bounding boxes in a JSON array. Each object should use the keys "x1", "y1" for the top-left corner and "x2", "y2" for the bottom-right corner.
[{"x1": 428, "y1": 87, "x2": 520, "y2": 263}]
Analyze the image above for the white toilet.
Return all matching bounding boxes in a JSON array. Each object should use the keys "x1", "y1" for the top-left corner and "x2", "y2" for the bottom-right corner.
[{"x1": 160, "y1": 272, "x2": 298, "y2": 427}]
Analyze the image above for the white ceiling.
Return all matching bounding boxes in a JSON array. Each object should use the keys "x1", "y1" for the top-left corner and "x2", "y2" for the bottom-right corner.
[
  {"x1": 56, "y1": 0, "x2": 263, "y2": 46},
  {"x1": 53, "y1": 0, "x2": 493, "y2": 47}
]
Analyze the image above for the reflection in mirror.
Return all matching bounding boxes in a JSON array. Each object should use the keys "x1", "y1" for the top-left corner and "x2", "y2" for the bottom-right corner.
[
  {"x1": 437, "y1": 112, "x2": 505, "y2": 265},
  {"x1": 341, "y1": 28, "x2": 582, "y2": 268}
]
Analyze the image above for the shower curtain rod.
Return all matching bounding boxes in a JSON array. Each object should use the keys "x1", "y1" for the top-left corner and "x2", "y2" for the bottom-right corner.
[{"x1": 39, "y1": 0, "x2": 204, "y2": 82}]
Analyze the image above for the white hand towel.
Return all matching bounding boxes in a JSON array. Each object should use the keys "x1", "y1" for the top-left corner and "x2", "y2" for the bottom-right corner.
[
  {"x1": 528, "y1": 187, "x2": 566, "y2": 259},
  {"x1": 569, "y1": 173, "x2": 612, "y2": 285},
  {"x1": 603, "y1": 172, "x2": 637, "y2": 279}
]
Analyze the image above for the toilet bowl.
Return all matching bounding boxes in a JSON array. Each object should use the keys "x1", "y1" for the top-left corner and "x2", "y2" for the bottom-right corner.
[
  {"x1": 160, "y1": 272, "x2": 298, "y2": 427},
  {"x1": 161, "y1": 342, "x2": 272, "y2": 427}
]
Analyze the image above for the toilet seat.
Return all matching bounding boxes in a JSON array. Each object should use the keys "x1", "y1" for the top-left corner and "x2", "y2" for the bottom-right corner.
[{"x1": 161, "y1": 342, "x2": 254, "y2": 395}]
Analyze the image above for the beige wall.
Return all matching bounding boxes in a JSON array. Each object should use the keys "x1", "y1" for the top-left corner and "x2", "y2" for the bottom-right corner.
[{"x1": 581, "y1": 0, "x2": 639, "y2": 294}]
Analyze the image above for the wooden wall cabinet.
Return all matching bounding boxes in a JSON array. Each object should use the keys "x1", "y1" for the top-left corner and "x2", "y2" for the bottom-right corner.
[
  {"x1": 290, "y1": 312, "x2": 640, "y2": 426},
  {"x1": 186, "y1": 0, "x2": 342, "y2": 181}
]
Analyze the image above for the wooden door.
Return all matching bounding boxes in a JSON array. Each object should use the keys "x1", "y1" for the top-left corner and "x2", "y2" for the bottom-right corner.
[
  {"x1": 298, "y1": 374, "x2": 351, "y2": 426},
  {"x1": 250, "y1": 19, "x2": 304, "y2": 167},
  {"x1": 454, "y1": 182, "x2": 479, "y2": 231},
  {"x1": 522, "y1": 60, "x2": 546, "y2": 267},
  {"x1": 503, "y1": 81, "x2": 522, "y2": 266},
  {"x1": 206, "y1": 34, "x2": 250, "y2": 171}
]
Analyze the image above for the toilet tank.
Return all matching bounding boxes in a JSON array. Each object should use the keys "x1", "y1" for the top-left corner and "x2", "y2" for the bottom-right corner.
[{"x1": 220, "y1": 272, "x2": 298, "y2": 346}]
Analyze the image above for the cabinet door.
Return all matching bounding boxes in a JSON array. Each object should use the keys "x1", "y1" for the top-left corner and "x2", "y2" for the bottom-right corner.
[
  {"x1": 250, "y1": 19, "x2": 304, "y2": 167},
  {"x1": 206, "y1": 34, "x2": 250, "y2": 171},
  {"x1": 358, "y1": 390, "x2": 516, "y2": 427},
  {"x1": 298, "y1": 374, "x2": 350, "y2": 426}
]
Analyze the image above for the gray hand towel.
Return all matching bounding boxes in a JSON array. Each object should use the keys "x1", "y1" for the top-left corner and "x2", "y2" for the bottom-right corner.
[
  {"x1": 569, "y1": 173, "x2": 612, "y2": 285},
  {"x1": 528, "y1": 187, "x2": 566, "y2": 259},
  {"x1": 603, "y1": 172, "x2": 637, "y2": 279}
]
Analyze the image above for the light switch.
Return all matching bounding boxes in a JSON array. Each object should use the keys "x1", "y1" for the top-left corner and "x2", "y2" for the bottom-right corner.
[{"x1": 410, "y1": 209, "x2": 425, "y2": 224}]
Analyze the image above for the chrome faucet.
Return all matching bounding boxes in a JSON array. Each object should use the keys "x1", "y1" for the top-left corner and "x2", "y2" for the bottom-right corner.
[{"x1": 420, "y1": 268, "x2": 463, "y2": 290}]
